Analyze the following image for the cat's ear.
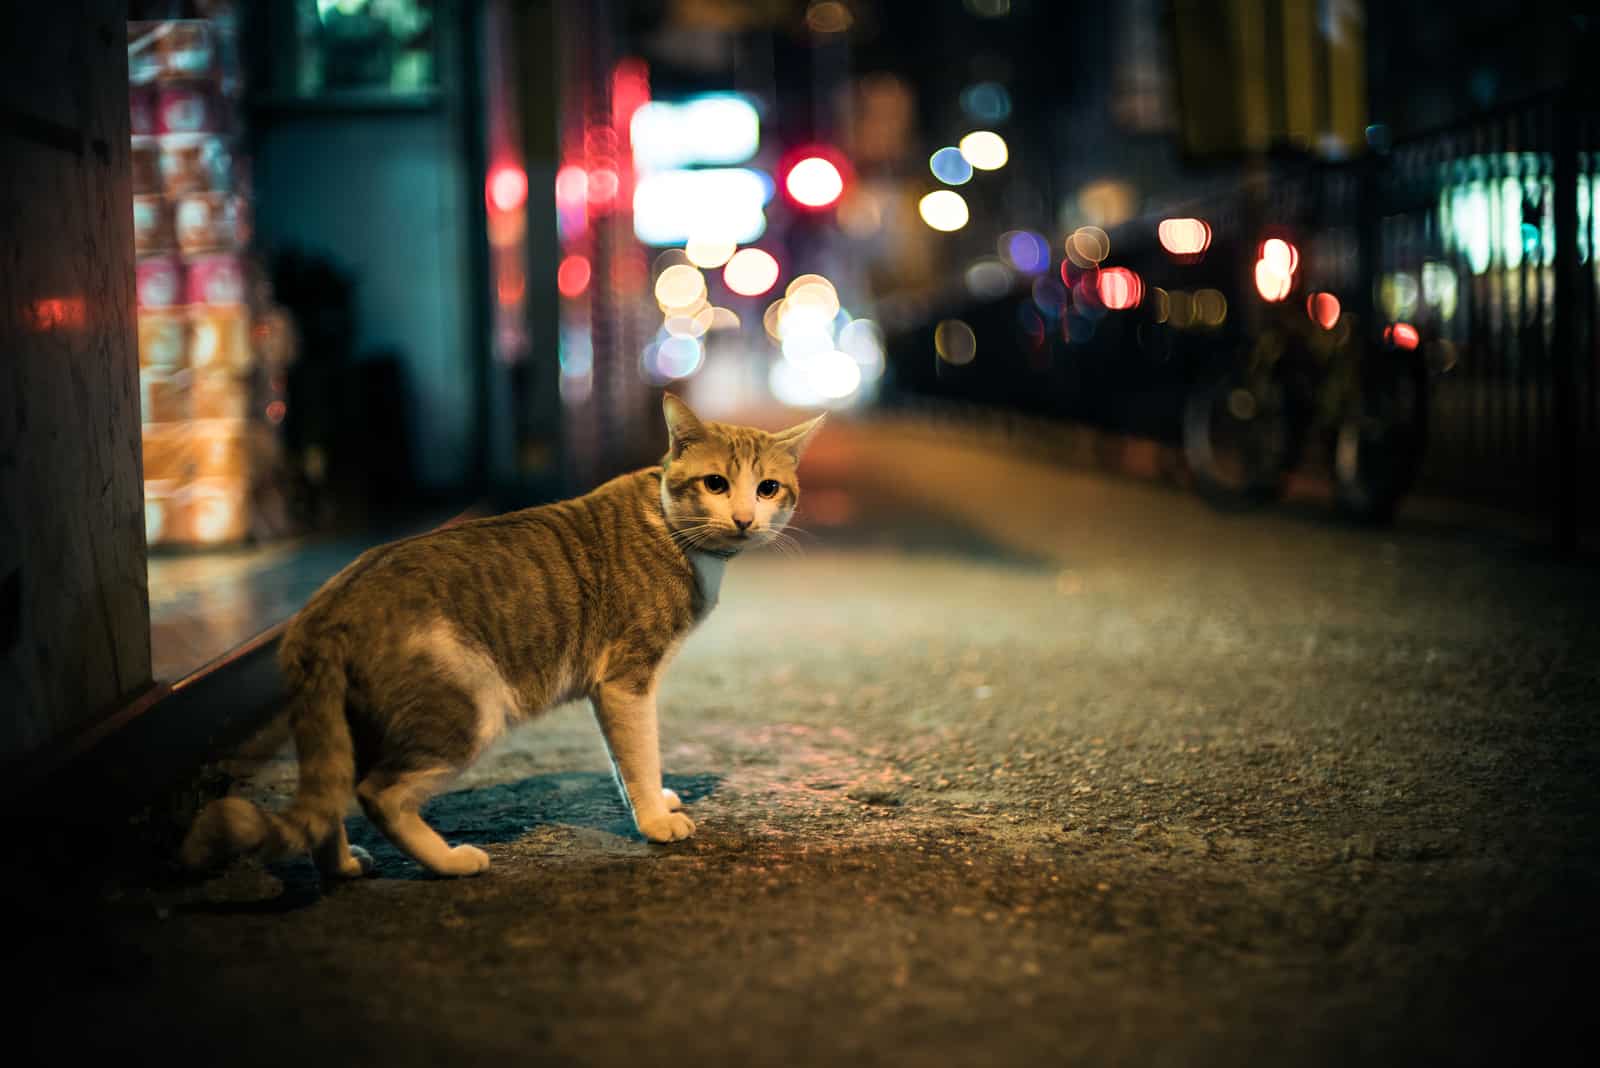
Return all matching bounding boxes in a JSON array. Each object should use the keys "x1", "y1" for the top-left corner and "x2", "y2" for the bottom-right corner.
[
  {"x1": 662, "y1": 392, "x2": 706, "y2": 458},
  {"x1": 772, "y1": 412, "x2": 826, "y2": 462}
]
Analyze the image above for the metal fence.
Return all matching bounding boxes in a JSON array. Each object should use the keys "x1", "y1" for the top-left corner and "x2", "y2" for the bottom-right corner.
[
  {"x1": 1368, "y1": 89, "x2": 1598, "y2": 550},
  {"x1": 884, "y1": 86, "x2": 1599, "y2": 550}
]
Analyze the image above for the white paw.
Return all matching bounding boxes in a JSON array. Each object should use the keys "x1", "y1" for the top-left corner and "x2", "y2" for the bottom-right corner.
[
  {"x1": 326, "y1": 844, "x2": 375, "y2": 880},
  {"x1": 441, "y1": 844, "x2": 491, "y2": 877},
  {"x1": 662, "y1": 787, "x2": 684, "y2": 811},
  {"x1": 638, "y1": 810, "x2": 696, "y2": 843}
]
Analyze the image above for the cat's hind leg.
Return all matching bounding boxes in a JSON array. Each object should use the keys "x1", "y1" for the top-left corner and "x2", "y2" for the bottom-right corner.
[
  {"x1": 356, "y1": 767, "x2": 489, "y2": 877},
  {"x1": 312, "y1": 821, "x2": 373, "y2": 880}
]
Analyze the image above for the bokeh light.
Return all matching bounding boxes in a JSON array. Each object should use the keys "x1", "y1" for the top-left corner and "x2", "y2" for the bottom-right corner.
[
  {"x1": 651, "y1": 335, "x2": 704, "y2": 379},
  {"x1": 1253, "y1": 239, "x2": 1299, "y2": 302},
  {"x1": 1158, "y1": 217, "x2": 1212, "y2": 258},
  {"x1": 487, "y1": 164, "x2": 528, "y2": 213},
  {"x1": 555, "y1": 165, "x2": 588, "y2": 207},
  {"x1": 1001, "y1": 230, "x2": 1051, "y2": 274},
  {"x1": 934, "y1": 319, "x2": 977, "y2": 365},
  {"x1": 805, "y1": 0, "x2": 853, "y2": 34},
  {"x1": 723, "y1": 248, "x2": 781, "y2": 296},
  {"x1": 965, "y1": 258, "x2": 1014, "y2": 300},
  {"x1": 958, "y1": 130, "x2": 1009, "y2": 170},
  {"x1": 1255, "y1": 261, "x2": 1292, "y2": 302},
  {"x1": 785, "y1": 156, "x2": 845, "y2": 208},
  {"x1": 1385, "y1": 322, "x2": 1421, "y2": 350},
  {"x1": 654, "y1": 264, "x2": 707, "y2": 310},
  {"x1": 960, "y1": 81, "x2": 1012, "y2": 122},
  {"x1": 1097, "y1": 267, "x2": 1144, "y2": 311},
  {"x1": 685, "y1": 235, "x2": 737, "y2": 269},
  {"x1": 918, "y1": 190, "x2": 970, "y2": 231},
  {"x1": 1307, "y1": 292, "x2": 1341, "y2": 331},
  {"x1": 930, "y1": 147, "x2": 973, "y2": 185},
  {"x1": 785, "y1": 275, "x2": 841, "y2": 322},
  {"x1": 557, "y1": 255, "x2": 591, "y2": 298},
  {"x1": 1066, "y1": 226, "x2": 1110, "y2": 267},
  {"x1": 1193, "y1": 288, "x2": 1228, "y2": 327},
  {"x1": 1167, "y1": 290, "x2": 1194, "y2": 329},
  {"x1": 838, "y1": 318, "x2": 885, "y2": 379}
]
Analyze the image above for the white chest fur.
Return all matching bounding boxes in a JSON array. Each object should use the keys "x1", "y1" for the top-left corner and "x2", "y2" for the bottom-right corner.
[{"x1": 689, "y1": 550, "x2": 727, "y2": 610}]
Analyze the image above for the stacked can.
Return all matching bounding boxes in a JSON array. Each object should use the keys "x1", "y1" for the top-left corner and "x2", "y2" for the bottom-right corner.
[{"x1": 130, "y1": 13, "x2": 254, "y2": 547}]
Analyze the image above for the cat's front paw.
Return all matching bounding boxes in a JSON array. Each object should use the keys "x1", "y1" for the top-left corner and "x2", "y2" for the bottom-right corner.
[
  {"x1": 662, "y1": 787, "x2": 684, "y2": 811},
  {"x1": 638, "y1": 811, "x2": 696, "y2": 843},
  {"x1": 438, "y1": 844, "x2": 491, "y2": 877}
]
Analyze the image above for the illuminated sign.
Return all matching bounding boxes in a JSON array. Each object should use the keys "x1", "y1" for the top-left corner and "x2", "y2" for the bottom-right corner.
[
  {"x1": 633, "y1": 167, "x2": 773, "y2": 247},
  {"x1": 630, "y1": 95, "x2": 760, "y2": 172}
]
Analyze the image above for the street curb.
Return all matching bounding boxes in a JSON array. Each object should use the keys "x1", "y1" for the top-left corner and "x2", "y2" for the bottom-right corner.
[{"x1": 869, "y1": 399, "x2": 1586, "y2": 552}]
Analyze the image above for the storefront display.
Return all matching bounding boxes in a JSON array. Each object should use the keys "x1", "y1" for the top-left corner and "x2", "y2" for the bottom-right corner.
[{"x1": 130, "y1": 6, "x2": 288, "y2": 548}]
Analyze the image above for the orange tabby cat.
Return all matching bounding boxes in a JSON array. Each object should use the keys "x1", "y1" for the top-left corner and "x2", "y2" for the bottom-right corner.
[{"x1": 182, "y1": 394, "x2": 822, "y2": 877}]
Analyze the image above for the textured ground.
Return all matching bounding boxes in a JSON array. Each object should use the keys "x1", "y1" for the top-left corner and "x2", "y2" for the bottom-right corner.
[{"x1": 19, "y1": 419, "x2": 1600, "y2": 1066}]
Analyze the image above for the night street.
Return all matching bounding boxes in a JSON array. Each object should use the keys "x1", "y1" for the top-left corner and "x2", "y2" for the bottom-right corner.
[{"x1": 20, "y1": 418, "x2": 1599, "y2": 1066}]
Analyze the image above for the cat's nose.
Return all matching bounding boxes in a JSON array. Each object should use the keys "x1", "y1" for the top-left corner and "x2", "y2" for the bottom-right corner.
[{"x1": 733, "y1": 517, "x2": 752, "y2": 532}]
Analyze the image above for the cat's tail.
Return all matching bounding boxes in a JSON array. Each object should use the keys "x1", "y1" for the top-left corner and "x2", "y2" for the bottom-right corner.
[{"x1": 179, "y1": 653, "x2": 356, "y2": 871}]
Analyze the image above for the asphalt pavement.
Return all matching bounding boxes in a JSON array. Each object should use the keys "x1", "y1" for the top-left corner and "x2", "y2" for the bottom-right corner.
[{"x1": 18, "y1": 417, "x2": 1600, "y2": 1067}]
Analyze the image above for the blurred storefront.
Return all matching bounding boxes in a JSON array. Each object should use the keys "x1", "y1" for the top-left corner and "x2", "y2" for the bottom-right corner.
[{"x1": 129, "y1": 0, "x2": 545, "y2": 680}]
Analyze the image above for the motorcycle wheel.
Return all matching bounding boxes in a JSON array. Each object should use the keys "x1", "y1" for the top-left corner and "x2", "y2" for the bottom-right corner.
[
  {"x1": 1183, "y1": 366, "x2": 1297, "y2": 509},
  {"x1": 1332, "y1": 341, "x2": 1430, "y2": 524}
]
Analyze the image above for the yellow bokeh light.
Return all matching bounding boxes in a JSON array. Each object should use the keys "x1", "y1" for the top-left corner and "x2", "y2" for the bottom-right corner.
[
  {"x1": 934, "y1": 319, "x2": 977, "y2": 365},
  {"x1": 722, "y1": 248, "x2": 781, "y2": 296},
  {"x1": 919, "y1": 189, "x2": 970, "y2": 232},
  {"x1": 958, "y1": 130, "x2": 1008, "y2": 170},
  {"x1": 654, "y1": 263, "x2": 706, "y2": 310},
  {"x1": 1194, "y1": 288, "x2": 1228, "y2": 326},
  {"x1": 685, "y1": 235, "x2": 737, "y2": 269},
  {"x1": 786, "y1": 279, "x2": 840, "y2": 321},
  {"x1": 763, "y1": 299, "x2": 787, "y2": 341}
]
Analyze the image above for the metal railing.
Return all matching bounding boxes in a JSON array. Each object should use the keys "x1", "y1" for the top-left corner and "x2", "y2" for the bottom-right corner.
[{"x1": 884, "y1": 86, "x2": 1599, "y2": 550}]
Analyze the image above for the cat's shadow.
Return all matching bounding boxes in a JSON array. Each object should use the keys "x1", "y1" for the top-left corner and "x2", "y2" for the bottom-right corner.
[
  {"x1": 346, "y1": 770, "x2": 723, "y2": 873},
  {"x1": 180, "y1": 771, "x2": 722, "y2": 912}
]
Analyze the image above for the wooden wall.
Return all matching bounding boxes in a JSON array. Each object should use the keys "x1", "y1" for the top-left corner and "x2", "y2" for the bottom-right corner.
[{"x1": 1, "y1": 1, "x2": 153, "y2": 765}]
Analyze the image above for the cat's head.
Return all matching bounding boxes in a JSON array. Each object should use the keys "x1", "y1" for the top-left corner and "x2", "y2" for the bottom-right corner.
[{"x1": 658, "y1": 393, "x2": 824, "y2": 556}]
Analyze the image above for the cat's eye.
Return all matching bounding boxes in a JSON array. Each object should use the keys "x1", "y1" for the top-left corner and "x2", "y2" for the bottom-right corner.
[
  {"x1": 757, "y1": 479, "x2": 781, "y2": 499},
  {"x1": 702, "y1": 474, "x2": 729, "y2": 494}
]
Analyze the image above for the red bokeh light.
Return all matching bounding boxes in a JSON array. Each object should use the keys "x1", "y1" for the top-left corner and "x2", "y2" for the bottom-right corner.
[
  {"x1": 1385, "y1": 322, "x2": 1420, "y2": 350},
  {"x1": 555, "y1": 165, "x2": 588, "y2": 207},
  {"x1": 780, "y1": 145, "x2": 852, "y2": 210},
  {"x1": 611, "y1": 58, "x2": 650, "y2": 133},
  {"x1": 557, "y1": 255, "x2": 592, "y2": 298},
  {"x1": 487, "y1": 165, "x2": 528, "y2": 213},
  {"x1": 1307, "y1": 292, "x2": 1341, "y2": 330},
  {"x1": 1097, "y1": 267, "x2": 1144, "y2": 310}
]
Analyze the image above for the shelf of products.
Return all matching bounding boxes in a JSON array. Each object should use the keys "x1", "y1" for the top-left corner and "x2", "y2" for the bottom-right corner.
[{"x1": 130, "y1": 9, "x2": 291, "y2": 548}]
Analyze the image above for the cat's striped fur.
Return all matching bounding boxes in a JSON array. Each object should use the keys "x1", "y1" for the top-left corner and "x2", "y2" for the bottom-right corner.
[{"x1": 181, "y1": 394, "x2": 823, "y2": 877}]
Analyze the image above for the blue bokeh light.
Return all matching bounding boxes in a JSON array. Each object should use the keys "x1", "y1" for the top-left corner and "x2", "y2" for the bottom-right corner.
[{"x1": 929, "y1": 147, "x2": 973, "y2": 186}]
